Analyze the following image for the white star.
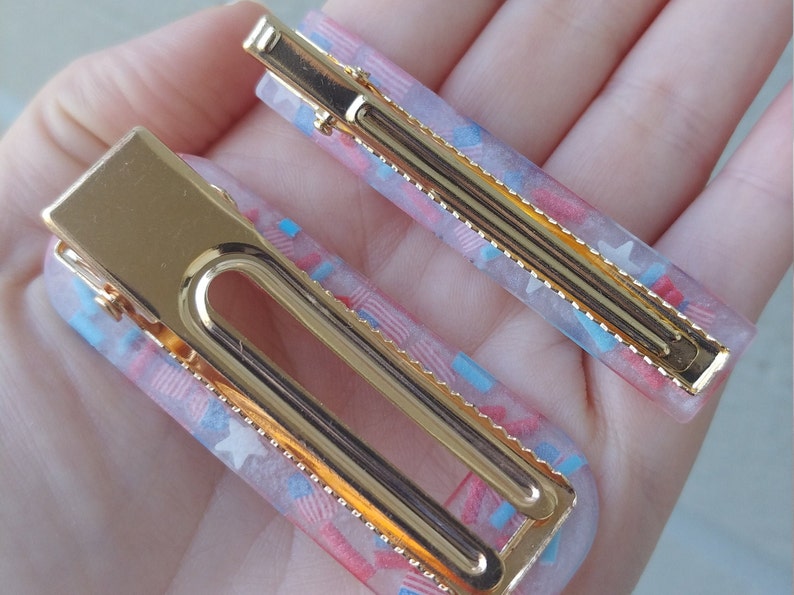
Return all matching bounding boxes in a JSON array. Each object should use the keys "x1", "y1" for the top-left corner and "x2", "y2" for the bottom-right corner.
[
  {"x1": 214, "y1": 419, "x2": 270, "y2": 470},
  {"x1": 525, "y1": 274, "x2": 544, "y2": 294},
  {"x1": 596, "y1": 240, "x2": 638, "y2": 274},
  {"x1": 259, "y1": 74, "x2": 303, "y2": 111}
]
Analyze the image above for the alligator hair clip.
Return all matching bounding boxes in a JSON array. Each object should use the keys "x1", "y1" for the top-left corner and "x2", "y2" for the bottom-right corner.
[
  {"x1": 43, "y1": 128, "x2": 598, "y2": 594},
  {"x1": 244, "y1": 12, "x2": 756, "y2": 422}
]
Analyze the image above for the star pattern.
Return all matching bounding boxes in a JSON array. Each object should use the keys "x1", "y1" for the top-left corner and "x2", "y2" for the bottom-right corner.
[
  {"x1": 525, "y1": 274, "x2": 544, "y2": 294},
  {"x1": 213, "y1": 419, "x2": 270, "y2": 470},
  {"x1": 260, "y1": 74, "x2": 303, "y2": 111},
  {"x1": 597, "y1": 240, "x2": 639, "y2": 274}
]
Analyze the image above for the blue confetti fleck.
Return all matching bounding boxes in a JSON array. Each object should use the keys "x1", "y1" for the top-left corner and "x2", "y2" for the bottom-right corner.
[
  {"x1": 639, "y1": 262, "x2": 665, "y2": 287},
  {"x1": 574, "y1": 309, "x2": 618, "y2": 352},
  {"x1": 453, "y1": 124, "x2": 482, "y2": 148},
  {"x1": 68, "y1": 312, "x2": 104, "y2": 348},
  {"x1": 295, "y1": 103, "x2": 317, "y2": 136},
  {"x1": 452, "y1": 352, "x2": 495, "y2": 392},
  {"x1": 287, "y1": 472, "x2": 314, "y2": 499},
  {"x1": 200, "y1": 398, "x2": 230, "y2": 432},
  {"x1": 278, "y1": 218, "x2": 301, "y2": 238},
  {"x1": 557, "y1": 455, "x2": 587, "y2": 476},
  {"x1": 480, "y1": 244, "x2": 502, "y2": 261},
  {"x1": 534, "y1": 442, "x2": 559, "y2": 463},
  {"x1": 357, "y1": 310, "x2": 380, "y2": 329},
  {"x1": 72, "y1": 277, "x2": 100, "y2": 310},
  {"x1": 310, "y1": 261, "x2": 334, "y2": 282},
  {"x1": 503, "y1": 170, "x2": 524, "y2": 191},
  {"x1": 540, "y1": 532, "x2": 561, "y2": 564},
  {"x1": 375, "y1": 158, "x2": 395, "y2": 180},
  {"x1": 307, "y1": 32, "x2": 332, "y2": 52},
  {"x1": 489, "y1": 501, "x2": 516, "y2": 530},
  {"x1": 119, "y1": 328, "x2": 142, "y2": 351}
]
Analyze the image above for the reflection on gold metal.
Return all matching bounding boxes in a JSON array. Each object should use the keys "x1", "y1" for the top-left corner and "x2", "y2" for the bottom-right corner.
[
  {"x1": 243, "y1": 14, "x2": 730, "y2": 395},
  {"x1": 43, "y1": 129, "x2": 575, "y2": 594}
]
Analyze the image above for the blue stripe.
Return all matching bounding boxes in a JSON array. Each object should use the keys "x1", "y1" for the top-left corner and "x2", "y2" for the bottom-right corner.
[
  {"x1": 310, "y1": 261, "x2": 334, "y2": 282},
  {"x1": 295, "y1": 103, "x2": 316, "y2": 136},
  {"x1": 278, "y1": 218, "x2": 301, "y2": 238},
  {"x1": 452, "y1": 353, "x2": 495, "y2": 392},
  {"x1": 480, "y1": 244, "x2": 501, "y2": 261},
  {"x1": 638, "y1": 262, "x2": 665, "y2": 287},
  {"x1": 503, "y1": 170, "x2": 524, "y2": 192},
  {"x1": 540, "y1": 532, "x2": 561, "y2": 564},
  {"x1": 574, "y1": 309, "x2": 618, "y2": 352},
  {"x1": 453, "y1": 124, "x2": 482, "y2": 148},
  {"x1": 68, "y1": 312, "x2": 104, "y2": 348},
  {"x1": 307, "y1": 32, "x2": 332, "y2": 52},
  {"x1": 489, "y1": 501, "x2": 516, "y2": 530},
  {"x1": 287, "y1": 472, "x2": 313, "y2": 499},
  {"x1": 534, "y1": 441, "x2": 559, "y2": 463},
  {"x1": 357, "y1": 310, "x2": 380, "y2": 329},
  {"x1": 557, "y1": 454, "x2": 587, "y2": 476}
]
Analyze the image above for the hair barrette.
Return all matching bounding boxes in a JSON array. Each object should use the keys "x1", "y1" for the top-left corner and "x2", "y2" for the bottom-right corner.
[
  {"x1": 244, "y1": 12, "x2": 755, "y2": 422},
  {"x1": 43, "y1": 127, "x2": 597, "y2": 594}
]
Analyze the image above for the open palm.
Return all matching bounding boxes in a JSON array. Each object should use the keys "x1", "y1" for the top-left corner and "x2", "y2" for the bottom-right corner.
[{"x1": 1, "y1": 1, "x2": 790, "y2": 593}]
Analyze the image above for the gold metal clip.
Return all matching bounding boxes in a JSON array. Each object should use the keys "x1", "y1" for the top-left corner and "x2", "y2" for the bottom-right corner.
[
  {"x1": 43, "y1": 128, "x2": 575, "y2": 594},
  {"x1": 243, "y1": 14, "x2": 730, "y2": 396}
]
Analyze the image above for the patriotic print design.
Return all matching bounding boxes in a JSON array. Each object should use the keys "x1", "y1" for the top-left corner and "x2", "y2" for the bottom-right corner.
[
  {"x1": 255, "y1": 11, "x2": 756, "y2": 423},
  {"x1": 45, "y1": 151, "x2": 599, "y2": 594}
]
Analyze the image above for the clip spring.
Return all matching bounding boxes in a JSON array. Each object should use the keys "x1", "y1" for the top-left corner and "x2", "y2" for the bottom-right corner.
[
  {"x1": 43, "y1": 128, "x2": 576, "y2": 594},
  {"x1": 243, "y1": 14, "x2": 730, "y2": 397}
]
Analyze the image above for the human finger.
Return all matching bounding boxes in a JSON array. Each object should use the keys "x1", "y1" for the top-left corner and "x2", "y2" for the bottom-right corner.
[
  {"x1": 0, "y1": 0, "x2": 266, "y2": 274},
  {"x1": 323, "y1": 0, "x2": 502, "y2": 89},
  {"x1": 567, "y1": 82, "x2": 793, "y2": 594},
  {"x1": 441, "y1": 0, "x2": 668, "y2": 161},
  {"x1": 163, "y1": 468, "x2": 367, "y2": 594},
  {"x1": 544, "y1": 0, "x2": 792, "y2": 241},
  {"x1": 656, "y1": 83, "x2": 793, "y2": 320}
]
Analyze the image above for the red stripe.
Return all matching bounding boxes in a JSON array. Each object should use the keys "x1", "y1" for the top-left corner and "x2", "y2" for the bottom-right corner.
[
  {"x1": 373, "y1": 549, "x2": 411, "y2": 571},
  {"x1": 454, "y1": 224, "x2": 485, "y2": 255},
  {"x1": 295, "y1": 252, "x2": 322, "y2": 272},
  {"x1": 685, "y1": 303, "x2": 716, "y2": 327},
  {"x1": 296, "y1": 493, "x2": 337, "y2": 524},
  {"x1": 320, "y1": 524, "x2": 376, "y2": 581},
  {"x1": 407, "y1": 339, "x2": 454, "y2": 386},
  {"x1": 503, "y1": 414, "x2": 542, "y2": 438},
  {"x1": 400, "y1": 572, "x2": 441, "y2": 595},
  {"x1": 461, "y1": 477, "x2": 487, "y2": 524}
]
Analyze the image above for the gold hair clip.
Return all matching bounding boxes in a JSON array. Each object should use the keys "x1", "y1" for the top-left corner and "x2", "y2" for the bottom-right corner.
[
  {"x1": 243, "y1": 13, "x2": 755, "y2": 422},
  {"x1": 43, "y1": 128, "x2": 577, "y2": 594}
]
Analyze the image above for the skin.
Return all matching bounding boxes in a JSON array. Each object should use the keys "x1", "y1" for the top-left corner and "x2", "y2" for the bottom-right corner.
[{"x1": 0, "y1": 1, "x2": 790, "y2": 592}]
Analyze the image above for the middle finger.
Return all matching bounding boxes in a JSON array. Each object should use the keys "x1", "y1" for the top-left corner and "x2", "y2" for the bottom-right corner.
[{"x1": 441, "y1": 0, "x2": 669, "y2": 162}]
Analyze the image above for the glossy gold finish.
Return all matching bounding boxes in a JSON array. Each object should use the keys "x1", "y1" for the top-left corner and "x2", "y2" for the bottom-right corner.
[
  {"x1": 43, "y1": 128, "x2": 575, "y2": 594},
  {"x1": 243, "y1": 14, "x2": 730, "y2": 395}
]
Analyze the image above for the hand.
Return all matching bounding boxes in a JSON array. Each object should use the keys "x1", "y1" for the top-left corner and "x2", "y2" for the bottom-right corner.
[{"x1": 1, "y1": 1, "x2": 790, "y2": 593}]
